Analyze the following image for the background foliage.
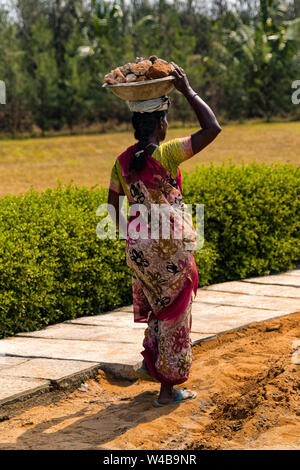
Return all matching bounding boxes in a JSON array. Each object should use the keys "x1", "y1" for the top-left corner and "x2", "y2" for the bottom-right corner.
[
  {"x1": 0, "y1": 162, "x2": 299, "y2": 338},
  {"x1": 0, "y1": 0, "x2": 299, "y2": 135}
]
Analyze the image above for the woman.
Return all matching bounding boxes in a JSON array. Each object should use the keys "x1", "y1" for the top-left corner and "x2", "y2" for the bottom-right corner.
[{"x1": 108, "y1": 62, "x2": 221, "y2": 406}]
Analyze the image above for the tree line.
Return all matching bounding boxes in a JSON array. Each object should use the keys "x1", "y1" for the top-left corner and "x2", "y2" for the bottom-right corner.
[{"x1": 0, "y1": 0, "x2": 299, "y2": 135}]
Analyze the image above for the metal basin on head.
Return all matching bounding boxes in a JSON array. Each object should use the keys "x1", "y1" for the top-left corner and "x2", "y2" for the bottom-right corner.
[{"x1": 102, "y1": 76, "x2": 175, "y2": 101}]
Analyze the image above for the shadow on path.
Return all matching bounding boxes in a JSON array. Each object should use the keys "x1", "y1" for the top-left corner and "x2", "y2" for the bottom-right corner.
[{"x1": 0, "y1": 390, "x2": 180, "y2": 449}]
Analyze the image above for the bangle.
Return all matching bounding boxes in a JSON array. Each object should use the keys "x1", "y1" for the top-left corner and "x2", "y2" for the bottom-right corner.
[{"x1": 192, "y1": 93, "x2": 198, "y2": 99}]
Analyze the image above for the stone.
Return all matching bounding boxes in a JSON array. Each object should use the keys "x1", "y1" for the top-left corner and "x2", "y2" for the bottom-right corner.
[
  {"x1": 67, "y1": 311, "x2": 141, "y2": 328},
  {"x1": 0, "y1": 358, "x2": 99, "y2": 383},
  {"x1": 190, "y1": 333, "x2": 216, "y2": 345},
  {"x1": 119, "y1": 62, "x2": 134, "y2": 76},
  {"x1": 130, "y1": 60, "x2": 152, "y2": 76},
  {"x1": 17, "y1": 323, "x2": 145, "y2": 343},
  {"x1": 0, "y1": 337, "x2": 142, "y2": 379},
  {"x1": 205, "y1": 281, "x2": 300, "y2": 298},
  {"x1": 0, "y1": 376, "x2": 49, "y2": 405},
  {"x1": 125, "y1": 73, "x2": 137, "y2": 83},
  {"x1": 285, "y1": 269, "x2": 300, "y2": 276},
  {"x1": 190, "y1": 303, "x2": 288, "y2": 334},
  {"x1": 148, "y1": 55, "x2": 158, "y2": 63},
  {"x1": 193, "y1": 291, "x2": 299, "y2": 312},
  {"x1": 0, "y1": 357, "x2": 29, "y2": 370},
  {"x1": 103, "y1": 67, "x2": 126, "y2": 84},
  {"x1": 242, "y1": 274, "x2": 300, "y2": 287},
  {"x1": 146, "y1": 61, "x2": 173, "y2": 79},
  {"x1": 192, "y1": 312, "x2": 283, "y2": 334}
]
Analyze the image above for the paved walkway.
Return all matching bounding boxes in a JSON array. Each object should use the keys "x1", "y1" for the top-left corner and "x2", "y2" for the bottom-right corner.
[{"x1": 0, "y1": 269, "x2": 299, "y2": 406}]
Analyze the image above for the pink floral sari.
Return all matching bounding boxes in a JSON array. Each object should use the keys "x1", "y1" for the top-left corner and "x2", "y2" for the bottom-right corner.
[{"x1": 116, "y1": 142, "x2": 198, "y2": 386}]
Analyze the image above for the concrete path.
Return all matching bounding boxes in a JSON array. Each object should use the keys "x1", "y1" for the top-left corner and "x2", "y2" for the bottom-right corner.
[{"x1": 0, "y1": 269, "x2": 299, "y2": 406}]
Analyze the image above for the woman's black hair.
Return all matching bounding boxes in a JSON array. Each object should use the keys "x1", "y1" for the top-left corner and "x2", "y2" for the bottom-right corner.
[{"x1": 130, "y1": 109, "x2": 168, "y2": 172}]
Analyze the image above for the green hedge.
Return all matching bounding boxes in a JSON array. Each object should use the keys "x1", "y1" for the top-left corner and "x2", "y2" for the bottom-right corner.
[
  {"x1": 0, "y1": 162, "x2": 299, "y2": 338},
  {"x1": 183, "y1": 161, "x2": 299, "y2": 281}
]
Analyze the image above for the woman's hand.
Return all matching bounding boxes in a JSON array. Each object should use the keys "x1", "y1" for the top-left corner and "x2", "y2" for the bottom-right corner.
[
  {"x1": 170, "y1": 62, "x2": 222, "y2": 156},
  {"x1": 170, "y1": 62, "x2": 191, "y2": 95}
]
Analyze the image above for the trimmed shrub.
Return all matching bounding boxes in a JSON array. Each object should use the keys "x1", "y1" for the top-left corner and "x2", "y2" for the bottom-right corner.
[
  {"x1": 0, "y1": 184, "x2": 131, "y2": 337},
  {"x1": 183, "y1": 161, "x2": 299, "y2": 282},
  {"x1": 0, "y1": 162, "x2": 299, "y2": 337}
]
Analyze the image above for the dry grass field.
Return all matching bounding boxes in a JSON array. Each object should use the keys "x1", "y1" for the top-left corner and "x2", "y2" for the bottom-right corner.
[{"x1": 0, "y1": 121, "x2": 299, "y2": 197}]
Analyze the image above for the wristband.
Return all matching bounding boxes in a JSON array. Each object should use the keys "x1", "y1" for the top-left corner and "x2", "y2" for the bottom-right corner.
[{"x1": 192, "y1": 93, "x2": 199, "y2": 99}]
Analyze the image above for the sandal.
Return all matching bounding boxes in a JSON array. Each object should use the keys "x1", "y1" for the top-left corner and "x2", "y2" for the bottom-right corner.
[{"x1": 153, "y1": 388, "x2": 197, "y2": 407}]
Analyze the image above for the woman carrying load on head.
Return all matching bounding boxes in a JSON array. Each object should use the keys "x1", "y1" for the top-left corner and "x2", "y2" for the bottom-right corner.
[{"x1": 108, "y1": 62, "x2": 222, "y2": 407}]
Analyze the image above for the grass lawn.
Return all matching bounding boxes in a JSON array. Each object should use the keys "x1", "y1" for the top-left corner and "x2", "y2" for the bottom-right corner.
[{"x1": 0, "y1": 121, "x2": 299, "y2": 197}]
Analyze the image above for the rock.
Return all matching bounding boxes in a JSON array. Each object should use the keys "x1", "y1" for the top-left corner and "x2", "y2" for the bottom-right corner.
[
  {"x1": 265, "y1": 324, "x2": 281, "y2": 332},
  {"x1": 157, "y1": 58, "x2": 169, "y2": 65},
  {"x1": 79, "y1": 382, "x2": 89, "y2": 392},
  {"x1": 104, "y1": 58, "x2": 173, "y2": 84},
  {"x1": 104, "y1": 67, "x2": 126, "y2": 84},
  {"x1": 103, "y1": 72, "x2": 115, "y2": 84},
  {"x1": 146, "y1": 61, "x2": 174, "y2": 79},
  {"x1": 113, "y1": 67, "x2": 126, "y2": 83},
  {"x1": 120, "y1": 63, "x2": 134, "y2": 76},
  {"x1": 126, "y1": 73, "x2": 137, "y2": 83},
  {"x1": 149, "y1": 55, "x2": 158, "y2": 63},
  {"x1": 130, "y1": 60, "x2": 152, "y2": 76}
]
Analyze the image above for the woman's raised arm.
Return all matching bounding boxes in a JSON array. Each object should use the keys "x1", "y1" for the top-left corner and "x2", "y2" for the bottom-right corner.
[{"x1": 170, "y1": 62, "x2": 222, "y2": 155}]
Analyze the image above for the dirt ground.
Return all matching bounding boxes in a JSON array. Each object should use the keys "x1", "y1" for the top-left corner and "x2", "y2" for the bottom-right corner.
[{"x1": 0, "y1": 313, "x2": 299, "y2": 450}]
